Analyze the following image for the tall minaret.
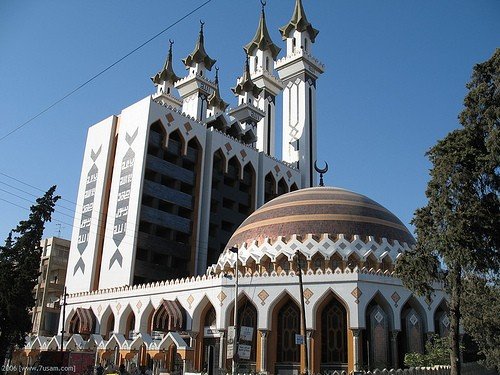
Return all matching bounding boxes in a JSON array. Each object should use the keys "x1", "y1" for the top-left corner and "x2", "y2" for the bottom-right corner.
[
  {"x1": 206, "y1": 67, "x2": 229, "y2": 118},
  {"x1": 151, "y1": 40, "x2": 182, "y2": 109},
  {"x1": 175, "y1": 21, "x2": 217, "y2": 122},
  {"x1": 244, "y1": 1, "x2": 283, "y2": 156},
  {"x1": 229, "y1": 56, "x2": 265, "y2": 147},
  {"x1": 275, "y1": 0, "x2": 324, "y2": 188}
]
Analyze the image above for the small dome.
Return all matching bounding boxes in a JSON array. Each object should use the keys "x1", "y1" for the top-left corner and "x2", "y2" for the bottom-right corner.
[{"x1": 226, "y1": 187, "x2": 415, "y2": 249}]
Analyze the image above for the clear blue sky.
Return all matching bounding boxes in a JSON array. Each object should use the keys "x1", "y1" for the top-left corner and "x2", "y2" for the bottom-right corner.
[{"x1": 0, "y1": 0, "x2": 498, "y2": 241}]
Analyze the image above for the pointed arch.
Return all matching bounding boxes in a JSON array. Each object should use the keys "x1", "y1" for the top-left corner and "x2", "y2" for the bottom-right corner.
[
  {"x1": 68, "y1": 307, "x2": 96, "y2": 336},
  {"x1": 363, "y1": 291, "x2": 394, "y2": 370},
  {"x1": 117, "y1": 304, "x2": 136, "y2": 339},
  {"x1": 166, "y1": 128, "x2": 186, "y2": 157},
  {"x1": 399, "y1": 295, "x2": 427, "y2": 362},
  {"x1": 264, "y1": 172, "x2": 277, "y2": 203},
  {"x1": 99, "y1": 305, "x2": 116, "y2": 339},
  {"x1": 227, "y1": 293, "x2": 258, "y2": 362},
  {"x1": 151, "y1": 299, "x2": 186, "y2": 333},
  {"x1": 138, "y1": 301, "x2": 155, "y2": 334},
  {"x1": 266, "y1": 291, "x2": 301, "y2": 372},
  {"x1": 277, "y1": 177, "x2": 288, "y2": 196},
  {"x1": 433, "y1": 298, "x2": 450, "y2": 337},
  {"x1": 313, "y1": 290, "x2": 349, "y2": 372}
]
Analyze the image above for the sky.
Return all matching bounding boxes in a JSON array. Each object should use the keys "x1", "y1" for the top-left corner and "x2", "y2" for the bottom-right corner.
[{"x1": 0, "y1": 0, "x2": 498, "y2": 242}]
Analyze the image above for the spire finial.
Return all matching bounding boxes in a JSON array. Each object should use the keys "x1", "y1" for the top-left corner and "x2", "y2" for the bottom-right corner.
[
  {"x1": 168, "y1": 39, "x2": 174, "y2": 61},
  {"x1": 314, "y1": 160, "x2": 329, "y2": 187},
  {"x1": 214, "y1": 66, "x2": 219, "y2": 84},
  {"x1": 200, "y1": 20, "x2": 205, "y2": 33},
  {"x1": 260, "y1": 0, "x2": 266, "y2": 11}
]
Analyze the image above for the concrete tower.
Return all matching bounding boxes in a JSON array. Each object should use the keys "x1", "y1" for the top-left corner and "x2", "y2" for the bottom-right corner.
[
  {"x1": 275, "y1": 0, "x2": 324, "y2": 187},
  {"x1": 206, "y1": 67, "x2": 229, "y2": 118},
  {"x1": 244, "y1": 2, "x2": 283, "y2": 156},
  {"x1": 229, "y1": 56, "x2": 265, "y2": 147},
  {"x1": 175, "y1": 21, "x2": 217, "y2": 122},
  {"x1": 151, "y1": 40, "x2": 182, "y2": 109}
]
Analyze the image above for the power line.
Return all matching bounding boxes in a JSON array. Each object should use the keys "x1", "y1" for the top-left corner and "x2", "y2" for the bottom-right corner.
[{"x1": 0, "y1": 0, "x2": 213, "y2": 143}]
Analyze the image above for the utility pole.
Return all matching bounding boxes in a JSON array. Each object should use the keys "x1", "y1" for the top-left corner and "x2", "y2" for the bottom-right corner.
[
  {"x1": 230, "y1": 247, "x2": 239, "y2": 375},
  {"x1": 60, "y1": 286, "x2": 67, "y2": 373},
  {"x1": 296, "y1": 251, "x2": 309, "y2": 375}
]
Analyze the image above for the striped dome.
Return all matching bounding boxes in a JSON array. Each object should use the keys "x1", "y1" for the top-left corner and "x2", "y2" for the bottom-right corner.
[{"x1": 226, "y1": 187, "x2": 415, "y2": 248}]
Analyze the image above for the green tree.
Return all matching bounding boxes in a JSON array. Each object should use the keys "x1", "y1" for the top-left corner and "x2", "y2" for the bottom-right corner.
[
  {"x1": 461, "y1": 275, "x2": 500, "y2": 369},
  {"x1": 0, "y1": 186, "x2": 60, "y2": 366},
  {"x1": 404, "y1": 335, "x2": 452, "y2": 368},
  {"x1": 395, "y1": 49, "x2": 500, "y2": 375}
]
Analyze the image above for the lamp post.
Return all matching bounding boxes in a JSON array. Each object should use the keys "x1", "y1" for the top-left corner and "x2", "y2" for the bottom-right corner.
[
  {"x1": 295, "y1": 251, "x2": 309, "y2": 375},
  {"x1": 60, "y1": 286, "x2": 67, "y2": 373},
  {"x1": 229, "y1": 247, "x2": 239, "y2": 375}
]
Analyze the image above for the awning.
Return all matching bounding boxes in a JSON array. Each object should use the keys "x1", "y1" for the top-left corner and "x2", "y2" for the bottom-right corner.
[
  {"x1": 153, "y1": 300, "x2": 184, "y2": 332},
  {"x1": 73, "y1": 307, "x2": 96, "y2": 334}
]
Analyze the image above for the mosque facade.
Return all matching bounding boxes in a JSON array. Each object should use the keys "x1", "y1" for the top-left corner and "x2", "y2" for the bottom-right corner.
[{"x1": 21, "y1": 1, "x2": 449, "y2": 374}]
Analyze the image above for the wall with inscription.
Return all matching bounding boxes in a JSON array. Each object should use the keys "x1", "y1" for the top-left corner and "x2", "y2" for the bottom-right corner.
[
  {"x1": 98, "y1": 97, "x2": 152, "y2": 289},
  {"x1": 66, "y1": 116, "x2": 117, "y2": 293}
]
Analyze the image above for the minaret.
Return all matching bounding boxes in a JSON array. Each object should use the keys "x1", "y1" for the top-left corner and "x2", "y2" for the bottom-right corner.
[
  {"x1": 244, "y1": 1, "x2": 283, "y2": 156},
  {"x1": 206, "y1": 67, "x2": 229, "y2": 118},
  {"x1": 275, "y1": 0, "x2": 324, "y2": 188},
  {"x1": 151, "y1": 40, "x2": 182, "y2": 109},
  {"x1": 175, "y1": 21, "x2": 217, "y2": 122},
  {"x1": 229, "y1": 56, "x2": 265, "y2": 146}
]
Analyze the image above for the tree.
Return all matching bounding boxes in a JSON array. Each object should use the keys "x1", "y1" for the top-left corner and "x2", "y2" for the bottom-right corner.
[
  {"x1": 404, "y1": 335, "x2": 452, "y2": 368},
  {"x1": 461, "y1": 275, "x2": 500, "y2": 369},
  {"x1": 0, "y1": 186, "x2": 60, "y2": 366},
  {"x1": 396, "y1": 49, "x2": 500, "y2": 375}
]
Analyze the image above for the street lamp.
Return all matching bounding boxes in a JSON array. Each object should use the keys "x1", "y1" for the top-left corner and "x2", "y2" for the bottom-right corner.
[
  {"x1": 60, "y1": 286, "x2": 68, "y2": 373},
  {"x1": 295, "y1": 251, "x2": 309, "y2": 375},
  {"x1": 229, "y1": 247, "x2": 239, "y2": 375}
]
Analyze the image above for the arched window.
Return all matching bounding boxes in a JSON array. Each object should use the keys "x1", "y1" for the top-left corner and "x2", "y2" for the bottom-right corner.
[
  {"x1": 277, "y1": 301, "x2": 300, "y2": 362},
  {"x1": 255, "y1": 56, "x2": 259, "y2": 71},
  {"x1": 237, "y1": 302, "x2": 257, "y2": 362},
  {"x1": 321, "y1": 298, "x2": 348, "y2": 364},
  {"x1": 265, "y1": 56, "x2": 270, "y2": 71}
]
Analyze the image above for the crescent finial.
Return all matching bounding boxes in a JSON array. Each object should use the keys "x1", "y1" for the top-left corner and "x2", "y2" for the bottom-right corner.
[{"x1": 314, "y1": 160, "x2": 329, "y2": 187}]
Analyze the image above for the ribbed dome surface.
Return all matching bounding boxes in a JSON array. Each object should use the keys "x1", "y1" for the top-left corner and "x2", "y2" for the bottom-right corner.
[{"x1": 226, "y1": 187, "x2": 415, "y2": 248}]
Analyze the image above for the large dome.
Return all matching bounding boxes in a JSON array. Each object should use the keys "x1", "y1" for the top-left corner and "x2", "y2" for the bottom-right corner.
[{"x1": 226, "y1": 187, "x2": 415, "y2": 249}]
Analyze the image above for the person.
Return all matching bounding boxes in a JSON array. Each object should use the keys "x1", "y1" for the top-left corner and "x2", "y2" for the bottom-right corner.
[
  {"x1": 119, "y1": 364, "x2": 130, "y2": 375},
  {"x1": 96, "y1": 364, "x2": 104, "y2": 375}
]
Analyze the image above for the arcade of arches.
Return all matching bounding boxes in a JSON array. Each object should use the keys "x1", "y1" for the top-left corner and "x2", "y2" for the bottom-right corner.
[{"x1": 60, "y1": 291, "x2": 449, "y2": 374}]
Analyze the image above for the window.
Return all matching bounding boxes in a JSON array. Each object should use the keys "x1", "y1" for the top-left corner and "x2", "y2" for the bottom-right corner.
[
  {"x1": 277, "y1": 301, "x2": 300, "y2": 362},
  {"x1": 321, "y1": 298, "x2": 347, "y2": 364}
]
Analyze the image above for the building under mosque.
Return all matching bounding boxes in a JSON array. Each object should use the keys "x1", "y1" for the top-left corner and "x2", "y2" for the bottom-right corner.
[{"x1": 20, "y1": 1, "x2": 449, "y2": 374}]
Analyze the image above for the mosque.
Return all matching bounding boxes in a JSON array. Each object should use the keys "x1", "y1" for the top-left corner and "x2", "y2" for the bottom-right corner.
[{"x1": 21, "y1": 1, "x2": 449, "y2": 374}]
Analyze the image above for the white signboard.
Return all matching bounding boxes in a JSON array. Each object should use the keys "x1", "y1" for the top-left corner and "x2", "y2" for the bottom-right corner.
[
  {"x1": 227, "y1": 343, "x2": 234, "y2": 359},
  {"x1": 240, "y1": 326, "x2": 254, "y2": 342},
  {"x1": 295, "y1": 334, "x2": 304, "y2": 345},
  {"x1": 227, "y1": 326, "x2": 235, "y2": 359},
  {"x1": 238, "y1": 344, "x2": 251, "y2": 360},
  {"x1": 204, "y1": 326, "x2": 219, "y2": 337}
]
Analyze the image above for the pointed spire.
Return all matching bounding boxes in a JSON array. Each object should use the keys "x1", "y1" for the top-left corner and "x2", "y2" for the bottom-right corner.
[
  {"x1": 244, "y1": 1, "x2": 281, "y2": 60},
  {"x1": 232, "y1": 56, "x2": 262, "y2": 98},
  {"x1": 183, "y1": 20, "x2": 216, "y2": 70},
  {"x1": 152, "y1": 39, "x2": 180, "y2": 85},
  {"x1": 279, "y1": 0, "x2": 319, "y2": 42},
  {"x1": 208, "y1": 67, "x2": 229, "y2": 111}
]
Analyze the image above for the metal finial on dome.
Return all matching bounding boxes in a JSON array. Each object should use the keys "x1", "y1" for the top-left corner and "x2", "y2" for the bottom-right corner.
[
  {"x1": 314, "y1": 160, "x2": 328, "y2": 187},
  {"x1": 260, "y1": 0, "x2": 266, "y2": 10}
]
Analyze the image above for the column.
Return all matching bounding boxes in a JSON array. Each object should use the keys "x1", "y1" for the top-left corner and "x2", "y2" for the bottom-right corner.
[
  {"x1": 219, "y1": 330, "x2": 226, "y2": 370},
  {"x1": 391, "y1": 331, "x2": 399, "y2": 369},
  {"x1": 351, "y1": 329, "x2": 362, "y2": 372},
  {"x1": 259, "y1": 330, "x2": 269, "y2": 374}
]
